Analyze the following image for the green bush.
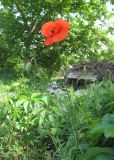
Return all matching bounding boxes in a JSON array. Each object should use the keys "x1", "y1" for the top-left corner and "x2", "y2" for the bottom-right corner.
[{"x1": 0, "y1": 80, "x2": 114, "y2": 159}]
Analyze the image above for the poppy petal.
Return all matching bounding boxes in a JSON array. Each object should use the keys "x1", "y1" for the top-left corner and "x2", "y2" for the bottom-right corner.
[
  {"x1": 41, "y1": 18, "x2": 70, "y2": 46},
  {"x1": 41, "y1": 21, "x2": 55, "y2": 37},
  {"x1": 44, "y1": 38, "x2": 54, "y2": 46},
  {"x1": 52, "y1": 29, "x2": 69, "y2": 43},
  {"x1": 55, "y1": 19, "x2": 70, "y2": 30}
]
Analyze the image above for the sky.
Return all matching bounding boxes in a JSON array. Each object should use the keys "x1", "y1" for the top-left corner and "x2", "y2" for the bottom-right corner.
[
  {"x1": 0, "y1": 2, "x2": 3, "y2": 9},
  {"x1": 95, "y1": 1, "x2": 114, "y2": 30}
]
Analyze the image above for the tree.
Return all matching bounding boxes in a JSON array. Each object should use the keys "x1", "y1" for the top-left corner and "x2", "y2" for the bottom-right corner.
[{"x1": 0, "y1": 0, "x2": 114, "y2": 76}]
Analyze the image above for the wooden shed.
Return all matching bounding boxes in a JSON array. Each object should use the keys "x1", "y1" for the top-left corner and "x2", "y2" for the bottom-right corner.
[{"x1": 64, "y1": 61, "x2": 114, "y2": 89}]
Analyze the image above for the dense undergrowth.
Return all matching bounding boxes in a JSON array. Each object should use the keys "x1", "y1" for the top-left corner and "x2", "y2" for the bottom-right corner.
[{"x1": 0, "y1": 77, "x2": 114, "y2": 160}]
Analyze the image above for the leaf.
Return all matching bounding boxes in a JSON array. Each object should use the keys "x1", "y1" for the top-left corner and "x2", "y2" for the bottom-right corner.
[
  {"x1": 51, "y1": 128, "x2": 58, "y2": 135},
  {"x1": 39, "y1": 95, "x2": 53, "y2": 106},
  {"x1": 85, "y1": 147, "x2": 114, "y2": 160},
  {"x1": 31, "y1": 93, "x2": 52, "y2": 106},
  {"x1": 23, "y1": 101, "x2": 30, "y2": 113},
  {"x1": 79, "y1": 144, "x2": 90, "y2": 150},
  {"x1": 19, "y1": 94, "x2": 29, "y2": 100},
  {"x1": 39, "y1": 109, "x2": 47, "y2": 127},
  {"x1": 104, "y1": 102, "x2": 114, "y2": 113},
  {"x1": 92, "y1": 114, "x2": 114, "y2": 138},
  {"x1": 95, "y1": 155, "x2": 114, "y2": 160},
  {"x1": 31, "y1": 92, "x2": 41, "y2": 99},
  {"x1": 16, "y1": 99, "x2": 26, "y2": 106},
  {"x1": 40, "y1": 96, "x2": 49, "y2": 105}
]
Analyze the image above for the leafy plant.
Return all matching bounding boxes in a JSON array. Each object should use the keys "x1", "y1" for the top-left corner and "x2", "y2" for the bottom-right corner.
[
  {"x1": 93, "y1": 114, "x2": 114, "y2": 138},
  {"x1": 85, "y1": 147, "x2": 114, "y2": 160}
]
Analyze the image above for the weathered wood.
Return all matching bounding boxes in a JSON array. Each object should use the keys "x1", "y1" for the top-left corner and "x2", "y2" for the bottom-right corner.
[{"x1": 65, "y1": 61, "x2": 114, "y2": 89}]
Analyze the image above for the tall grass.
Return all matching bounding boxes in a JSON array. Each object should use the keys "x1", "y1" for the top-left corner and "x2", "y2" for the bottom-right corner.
[{"x1": 0, "y1": 79, "x2": 114, "y2": 159}]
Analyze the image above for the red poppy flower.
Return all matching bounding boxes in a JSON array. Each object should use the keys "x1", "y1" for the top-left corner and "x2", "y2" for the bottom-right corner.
[{"x1": 41, "y1": 18, "x2": 70, "y2": 46}]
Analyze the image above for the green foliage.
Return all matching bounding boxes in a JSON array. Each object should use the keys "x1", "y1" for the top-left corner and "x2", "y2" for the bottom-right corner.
[
  {"x1": 85, "y1": 147, "x2": 114, "y2": 160},
  {"x1": 0, "y1": 0, "x2": 114, "y2": 74},
  {"x1": 93, "y1": 114, "x2": 114, "y2": 138},
  {"x1": 1, "y1": 78, "x2": 114, "y2": 159},
  {"x1": 1, "y1": 0, "x2": 114, "y2": 159}
]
